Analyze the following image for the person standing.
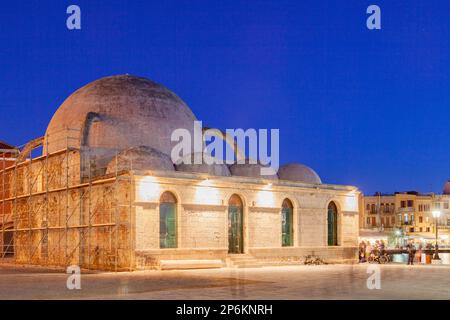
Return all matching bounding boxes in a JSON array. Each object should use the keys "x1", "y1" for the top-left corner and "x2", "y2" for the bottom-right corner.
[
  {"x1": 359, "y1": 241, "x2": 367, "y2": 263},
  {"x1": 416, "y1": 244, "x2": 422, "y2": 264},
  {"x1": 366, "y1": 242, "x2": 372, "y2": 260},
  {"x1": 379, "y1": 240, "x2": 385, "y2": 256},
  {"x1": 407, "y1": 242, "x2": 416, "y2": 265}
]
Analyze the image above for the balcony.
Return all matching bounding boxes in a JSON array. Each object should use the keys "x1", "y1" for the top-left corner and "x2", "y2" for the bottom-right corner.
[
  {"x1": 367, "y1": 210, "x2": 395, "y2": 215},
  {"x1": 398, "y1": 207, "x2": 414, "y2": 213}
]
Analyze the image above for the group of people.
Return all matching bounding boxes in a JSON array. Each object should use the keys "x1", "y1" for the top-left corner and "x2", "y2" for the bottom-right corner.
[
  {"x1": 397, "y1": 242, "x2": 424, "y2": 265},
  {"x1": 358, "y1": 240, "x2": 386, "y2": 263},
  {"x1": 358, "y1": 240, "x2": 423, "y2": 265},
  {"x1": 405, "y1": 242, "x2": 419, "y2": 265}
]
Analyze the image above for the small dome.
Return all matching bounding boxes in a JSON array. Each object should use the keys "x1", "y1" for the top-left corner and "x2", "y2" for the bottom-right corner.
[
  {"x1": 105, "y1": 146, "x2": 174, "y2": 174},
  {"x1": 175, "y1": 153, "x2": 231, "y2": 177},
  {"x1": 444, "y1": 181, "x2": 450, "y2": 195},
  {"x1": 278, "y1": 163, "x2": 321, "y2": 184},
  {"x1": 229, "y1": 160, "x2": 278, "y2": 180}
]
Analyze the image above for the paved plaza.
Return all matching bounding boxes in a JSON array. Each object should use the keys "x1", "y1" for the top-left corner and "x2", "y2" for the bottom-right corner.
[{"x1": 0, "y1": 263, "x2": 449, "y2": 300}]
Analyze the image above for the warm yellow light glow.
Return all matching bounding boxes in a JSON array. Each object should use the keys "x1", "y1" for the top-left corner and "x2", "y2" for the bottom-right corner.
[
  {"x1": 256, "y1": 183, "x2": 275, "y2": 207},
  {"x1": 432, "y1": 210, "x2": 441, "y2": 218},
  {"x1": 194, "y1": 179, "x2": 221, "y2": 205},
  {"x1": 344, "y1": 192, "x2": 358, "y2": 211},
  {"x1": 137, "y1": 176, "x2": 161, "y2": 202},
  {"x1": 262, "y1": 182, "x2": 273, "y2": 191}
]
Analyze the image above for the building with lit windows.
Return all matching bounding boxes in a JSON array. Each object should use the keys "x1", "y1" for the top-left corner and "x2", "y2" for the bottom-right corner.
[
  {"x1": 0, "y1": 75, "x2": 360, "y2": 270},
  {"x1": 361, "y1": 189, "x2": 450, "y2": 245}
]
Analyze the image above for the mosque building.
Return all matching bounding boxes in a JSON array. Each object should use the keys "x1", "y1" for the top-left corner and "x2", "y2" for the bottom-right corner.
[{"x1": 0, "y1": 75, "x2": 359, "y2": 270}]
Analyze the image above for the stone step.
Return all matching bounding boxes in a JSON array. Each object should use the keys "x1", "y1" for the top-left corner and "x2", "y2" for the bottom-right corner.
[
  {"x1": 227, "y1": 254, "x2": 262, "y2": 268},
  {"x1": 228, "y1": 256, "x2": 257, "y2": 261},
  {"x1": 231, "y1": 263, "x2": 261, "y2": 268}
]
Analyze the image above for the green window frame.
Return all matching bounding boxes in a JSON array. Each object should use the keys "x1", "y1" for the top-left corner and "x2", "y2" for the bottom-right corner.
[
  {"x1": 228, "y1": 194, "x2": 244, "y2": 254},
  {"x1": 327, "y1": 202, "x2": 338, "y2": 246},
  {"x1": 281, "y1": 199, "x2": 293, "y2": 247},
  {"x1": 160, "y1": 192, "x2": 177, "y2": 249}
]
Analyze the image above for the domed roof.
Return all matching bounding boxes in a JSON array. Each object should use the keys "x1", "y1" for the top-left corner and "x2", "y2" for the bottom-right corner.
[
  {"x1": 229, "y1": 161, "x2": 278, "y2": 180},
  {"x1": 105, "y1": 146, "x2": 174, "y2": 174},
  {"x1": 443, "y1": 181, "x2": 450, "y2": 195},
  {"x1": 44, "y1": 75, "x2": 196, "y2": 156},
  {"x1": 278, "y1": 163, "x2": 321, "y2": 184},
  {"x1": 175, "y1": 153, "x2": 231, "y2": 177}
]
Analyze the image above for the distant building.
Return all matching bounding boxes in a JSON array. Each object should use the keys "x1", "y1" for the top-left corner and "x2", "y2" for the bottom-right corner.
[{"x1": 361, "y1": 188, "x2": 450, "y2": 244}]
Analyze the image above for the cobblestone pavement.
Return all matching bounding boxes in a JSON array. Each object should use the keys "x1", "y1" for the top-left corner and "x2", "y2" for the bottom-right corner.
[{"x1": 0, "y1": 264, "x2": 449, "y2": 299}]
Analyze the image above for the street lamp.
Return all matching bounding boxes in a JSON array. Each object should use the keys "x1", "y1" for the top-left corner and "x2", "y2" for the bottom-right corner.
[
  {"x1": 394, "y1": 228, "x2": 402, "y2": 248},
  {"x1": 432, "y1": 210, "x2": 441, "y2": 260}
]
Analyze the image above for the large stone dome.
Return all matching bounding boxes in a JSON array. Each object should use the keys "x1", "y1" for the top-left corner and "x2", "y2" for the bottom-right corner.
[
  {"x1": 44, "y1": 75, "x2": 196, "y2": 156},
  {"x1": 278, "y1": 163, "x2": 322, "y2": 184}
]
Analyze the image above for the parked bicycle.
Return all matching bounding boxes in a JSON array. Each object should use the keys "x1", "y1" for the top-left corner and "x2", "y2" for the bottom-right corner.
[{"x1": 367, "y1": 250, "x2": 390, "y2": 264}]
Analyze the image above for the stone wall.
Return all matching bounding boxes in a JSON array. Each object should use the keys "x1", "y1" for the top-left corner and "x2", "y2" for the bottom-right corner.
[
  {"x1": 180, "y1": 204, "x2": 227, "y2": 249},
  {"x1": 133, "y1": 173, "x2": 360, "y2": 268},
  {"x1": 248, "y1": 207, "x2": 282, "y2": 247}
]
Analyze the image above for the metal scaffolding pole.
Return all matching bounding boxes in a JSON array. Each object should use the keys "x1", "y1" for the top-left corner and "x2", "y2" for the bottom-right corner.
[
  {"x1": 28, "y1": 150, "x2": 32, "y2": 263},
  {"x1": 114, "y1": 152, "x2": 119, "y2": 272},
  {"x1": 87, "y1": 158, "x2": 92, "y2": 270},
  {"x1": 1, "y1": 152, "x2": 5, "y2": 258},
  {"x1": 45, "y1": 134, "x2": 49, "y2": 264},
  {"x1": 65, "y1": 133, "x2": 69, "y2": 266}
]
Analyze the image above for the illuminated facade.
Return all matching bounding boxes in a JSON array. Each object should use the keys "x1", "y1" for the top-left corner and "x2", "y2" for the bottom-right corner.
[
  {"x1": 133, "y1": 170, "x2": 359, "y2": 269},
  {"x1": 361, "y1": 191, "x2": 450, "y2": 244},
  {"x1": 0, "y1": 75, "x2": 360, "y2": 270}
]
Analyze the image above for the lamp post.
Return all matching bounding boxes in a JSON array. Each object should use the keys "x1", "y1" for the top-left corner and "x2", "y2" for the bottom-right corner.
[{"x1": 432, "y1": 210, "x2": 441, "y2": 260}]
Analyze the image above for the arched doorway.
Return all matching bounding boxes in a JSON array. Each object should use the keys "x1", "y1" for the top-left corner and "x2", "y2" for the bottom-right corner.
[
  {"x1": 281, "y1": 199, "x2": 294, "y2": 247},
  {"x1": 228, "y1": 194, "x2": 244, "y2": 254},
  {"x1": 160, "y1": 191, "x2": 177, "y2": 249},
  {"x1": 327, "y1": 201, "x2": 338, "y2": 246}
]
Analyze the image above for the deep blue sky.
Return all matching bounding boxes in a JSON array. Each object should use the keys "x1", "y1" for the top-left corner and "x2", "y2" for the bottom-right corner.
[{"x1": 0, "y1": 1, "x2": 449, "y2": 194}]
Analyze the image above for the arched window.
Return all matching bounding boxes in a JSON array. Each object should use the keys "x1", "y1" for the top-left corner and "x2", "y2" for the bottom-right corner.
[
  {"x1": 281, "y1": 199, "x2": 294, "y2": 247},
  {"x1": 327, "y1": 201, "x2": 338, "y2": 246},
  {"x1": 228, "y1": 194, "x2": 244, "y2": 254},
  {"x1": 160, "y1": 191, "x2": 177, "y2": 248}
]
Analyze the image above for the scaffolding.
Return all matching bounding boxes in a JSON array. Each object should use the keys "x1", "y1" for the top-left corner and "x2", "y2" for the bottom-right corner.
[{"x1": 0, "y1": 128, "x2": 136, "y2": 271}]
